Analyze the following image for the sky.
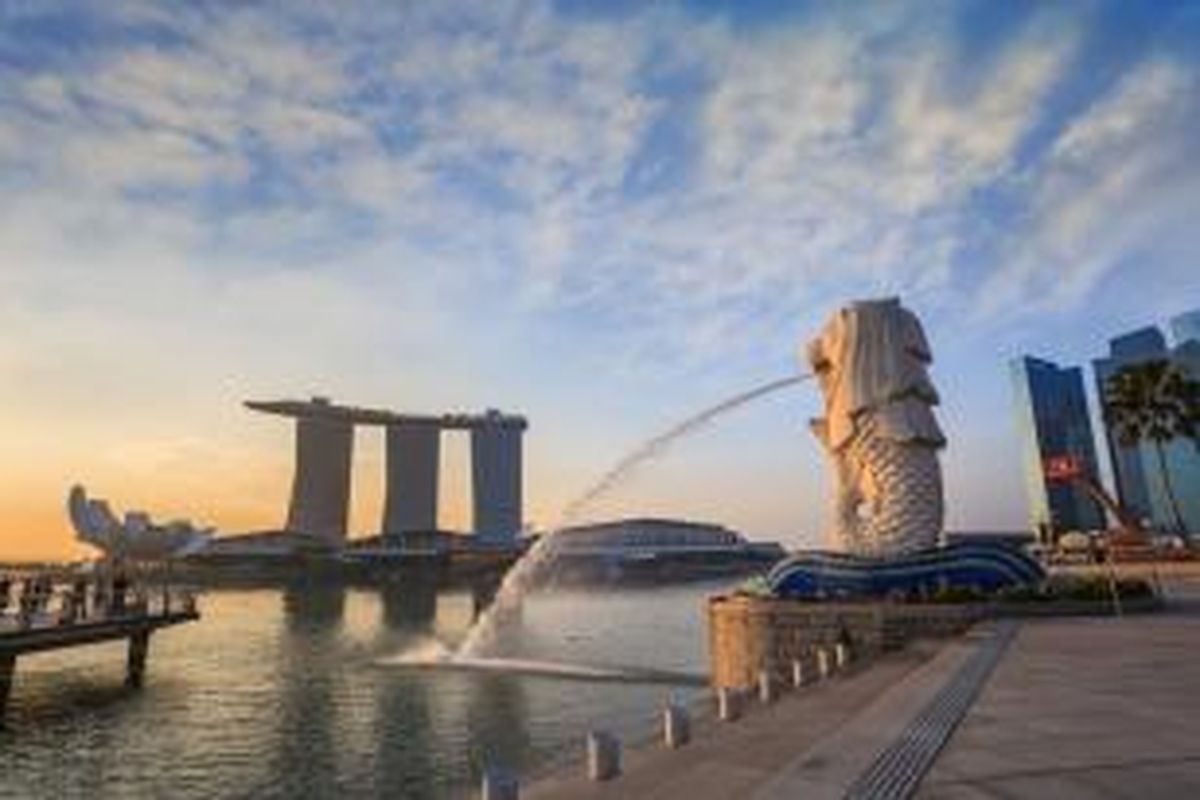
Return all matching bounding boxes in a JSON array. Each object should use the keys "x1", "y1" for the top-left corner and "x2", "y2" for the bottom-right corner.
[{"x1": 1, "y1": 0, "x2": 1199, "y2": 560}]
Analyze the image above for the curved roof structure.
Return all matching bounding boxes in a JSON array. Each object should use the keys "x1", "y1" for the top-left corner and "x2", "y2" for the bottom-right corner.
[{"x1": 68, "y1": 485, "x2": 213, "y2": 560}]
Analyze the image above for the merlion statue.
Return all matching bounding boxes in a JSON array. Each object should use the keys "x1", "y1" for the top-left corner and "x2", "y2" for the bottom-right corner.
[{"x1": 806, "y1": 297, "x2": 946, "y2": 556}]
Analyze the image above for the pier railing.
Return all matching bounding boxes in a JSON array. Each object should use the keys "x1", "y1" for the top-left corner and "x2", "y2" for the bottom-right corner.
[
  {"x1": 1, "y1": 572, "x2": 201, "y2": 717},
  {"x1": 0, "y1": 573, "x2": 196, "y2": 633}
]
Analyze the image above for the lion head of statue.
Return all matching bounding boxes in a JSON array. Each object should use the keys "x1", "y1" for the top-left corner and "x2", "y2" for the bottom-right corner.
[{"x1": 805, "y1": 297, "x2": 945, "y2": 453}]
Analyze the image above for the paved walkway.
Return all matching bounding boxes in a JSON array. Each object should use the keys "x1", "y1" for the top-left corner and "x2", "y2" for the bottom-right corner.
[
  {"x1": 523, "y1": 636, "x2": 983, "y2": 800},
  {"x1": 523, "y1": 575, "x2": 1200, "y2": 800},
  {"x1": 523, "y1": 643, "x2": 927, "y2": 799},
  {"x1": 918, "y1": 583, "x2": 1200, "y2": 798}
]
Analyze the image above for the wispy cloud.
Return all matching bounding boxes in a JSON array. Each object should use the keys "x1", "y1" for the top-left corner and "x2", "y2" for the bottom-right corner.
[
  {"x1": 1, "y1": 0, "x2": 1198, "y2": 552},
  {"x1": 980, "y1": 59, "x2": 1199, "y2": 314},
  {"x1": 4, "y1": 2, "x2": 1195, "y2": 344}
]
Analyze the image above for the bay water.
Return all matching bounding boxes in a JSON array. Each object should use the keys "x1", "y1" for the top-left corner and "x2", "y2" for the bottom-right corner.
[{"x1": 0, "y1": 578, "x2": 727, "y2": 799}]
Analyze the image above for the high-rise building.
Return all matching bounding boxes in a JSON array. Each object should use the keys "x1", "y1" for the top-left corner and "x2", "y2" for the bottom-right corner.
[
  {"x1": 471, "y1": 410, "x2": 524, "y2": 543},
  {"x1": 247, "y1": 397, "x2": 527, "y2": 546},
  {"x1": 1011, "y1": 356, "x2": 1107, "y2": 536},
  {"x1": 1170, "y1": 309, "x2": 1200, "y2": 347},
  {"x1": 1093, "y1": 312, "x2": 1200, "y2": 535},
  {"x1": 1092, "y1": 327, "x2": 1166, "y2": 525},
  {"x1": 285, "y1": 412, "x2": 354, "y2": 544},
  {"x1": 382, "y1": 423, "x2": 441, "y2": 536}
]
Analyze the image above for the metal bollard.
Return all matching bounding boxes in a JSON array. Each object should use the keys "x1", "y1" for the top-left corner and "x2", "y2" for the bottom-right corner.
[
  {"x1": 717, "y1": 686, "x2": 742, "y2": 722},
  {"x1": 587, "y1": 730, "x2": 621, "y2": 781},
  {"x1": 817, "y1": 647, "x2": 831, "y2": 680},
  {"x1": 835, "y1": 642, "x2": 850, "y2": 671},
  {"x1": 791, "y1": 658, "x2": 805, "y2": 688},
  {"x1": 663, "y1": 703, "x2": 691, "y2": 748},
  {"x1": 757, "y1": 668, "x2": 778, "y2": 703},
  {"x1": 480, "y1": 764, "x2": 519, "y2": 800}
]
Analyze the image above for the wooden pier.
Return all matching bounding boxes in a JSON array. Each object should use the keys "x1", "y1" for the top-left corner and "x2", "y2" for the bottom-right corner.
[{"x1": 0, "y1": 583, "x2": 200, "y2": 718}]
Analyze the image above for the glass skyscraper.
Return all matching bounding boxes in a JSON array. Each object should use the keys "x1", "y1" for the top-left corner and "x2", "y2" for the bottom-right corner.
[
  {"x1": 1170, "y1": 309, "x2": 1200, "y2": 348},
  {"x1": 1092, "y1": 327, "x2": 1166, "y2": 524},
  {"x1": 1011, "y1": 356, "x2": 1106, "y2": 536},
  {"x1": 1093, "y1": 310, "x2": 1200, "y2": 535}
]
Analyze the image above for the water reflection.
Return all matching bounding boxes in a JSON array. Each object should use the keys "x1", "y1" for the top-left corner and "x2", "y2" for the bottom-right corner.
[
  {"x1": 373, "y1": 668, "x2": 436, "y2": 797},
  {"x1": 465, "y1": 673, "x2": 530, "y2": 784},
  {"x1": 273, "y1": 582, "x2": 346, "y2": 798},
  {"x1": 0, "y1": 578, "x2": 725, "y2": 800},
  {"x1": 282, "y1": 580, "x2": 346, "y2": 633},
  {"x1": 378, "y1": 575, "x2": 438, "y2": 631}
]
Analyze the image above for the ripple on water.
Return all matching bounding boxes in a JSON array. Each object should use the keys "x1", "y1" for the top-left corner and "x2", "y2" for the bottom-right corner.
[{"x1": 0, "y1": 581, "x2": 723, "y2": 799}]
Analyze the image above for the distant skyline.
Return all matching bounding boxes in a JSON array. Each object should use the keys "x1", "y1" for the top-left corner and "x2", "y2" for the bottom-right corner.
[{"x1": 2, "y1": 1, "x2": 1199, "y2": 559}]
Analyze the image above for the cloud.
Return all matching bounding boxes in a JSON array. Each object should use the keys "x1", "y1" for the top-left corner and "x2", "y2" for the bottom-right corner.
[
  {"x1": 1052, "y1": 61, "x2": 1187, "y2": 163},
  {"x1": 2, "y1": 0, "x2": 1199, "y2": 552},
  {"x1": 2, "y1": 0, "x2": 1196, "y2": 380},
  {"x1": 4, "y1": 1, "x2": 1194, "y2": 356},
  {"x1": 981, "y1": 59, "x2": 1200, "y2": 314},
  {"x1": 881, "y1": 23, "x2": 1075, "y2": 211}
]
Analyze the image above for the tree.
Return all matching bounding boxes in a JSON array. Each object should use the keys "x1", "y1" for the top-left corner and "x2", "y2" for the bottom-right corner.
[{"x1": 1102, "y1": 359, "x2": 1200, "y2": 538}]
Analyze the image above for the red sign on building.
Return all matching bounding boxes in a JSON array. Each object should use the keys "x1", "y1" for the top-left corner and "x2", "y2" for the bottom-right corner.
[{"x1": 1045, "y1": 454, "x2": 1082, "y2": 482}]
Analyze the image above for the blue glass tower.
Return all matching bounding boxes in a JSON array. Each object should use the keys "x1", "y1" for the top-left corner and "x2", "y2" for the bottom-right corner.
[
  {"x1": 1093, "y1": 327, "x2": 1167, "y2": 524},
  {"x1": 1170, "y1": 310, "x2": 1200, "y2": 347},
  {"x1": 1093, "y1": 313, "x2": 1200, "y2": 535},
  {"x1": 1011, "y1": 356, "x2": 1106, "y2": 536}
]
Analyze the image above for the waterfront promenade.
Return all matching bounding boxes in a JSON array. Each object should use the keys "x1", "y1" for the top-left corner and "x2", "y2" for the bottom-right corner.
[
  {"x1": 525, "y1": 569, "x2": 1200, "y2": 799},
  {"x1": 918, "y1": 583, "x2": 1200, "y2": 797}
]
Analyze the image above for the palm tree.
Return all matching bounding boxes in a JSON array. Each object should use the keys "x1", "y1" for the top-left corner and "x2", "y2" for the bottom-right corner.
[{"x1": 1102, "y1": 359, "x2": 1200, "y2": 538}]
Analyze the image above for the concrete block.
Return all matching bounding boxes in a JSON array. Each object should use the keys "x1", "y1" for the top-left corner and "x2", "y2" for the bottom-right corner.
[
  {"x1": 717, "y1": 687, "x2": 742, "y2": 722},
  {"x1": 587, "y1": 730, "x2": 621, "y2": 781},
  {"x1": 663, "y1": 703, "x2": 691, "y2": 748},
  {"x1": 758, "y1": 668, "x2": 778, "y2": 703},
  {"x1": 817, "y1": 646, "x2": 832, "y2": 679},
  {"x1": 480, "y1": 764, "x2": 519, "y2": 800},
  {"x1": 791, "y1": 658, "x2": 805, "y2": 688}
]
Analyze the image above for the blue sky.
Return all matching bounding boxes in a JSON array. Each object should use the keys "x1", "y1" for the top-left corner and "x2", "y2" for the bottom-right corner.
[{"x1": 1, "y1": 0, "x2": 1198, "y2": 557}]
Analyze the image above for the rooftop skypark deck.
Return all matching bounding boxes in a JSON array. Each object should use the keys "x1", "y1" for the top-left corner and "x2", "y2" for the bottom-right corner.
[{"x1": 244, "y1": 398, "x2": 528, "y2": 429}]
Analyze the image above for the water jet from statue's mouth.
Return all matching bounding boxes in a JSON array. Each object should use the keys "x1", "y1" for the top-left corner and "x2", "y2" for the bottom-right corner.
[{"x1": 455, "y1": 372, "x2": 814, "y2": 659}]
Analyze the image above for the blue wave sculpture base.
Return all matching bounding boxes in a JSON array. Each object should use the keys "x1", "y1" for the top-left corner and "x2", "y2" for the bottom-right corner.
[{"x1": 766, "y1": 543, "x2": 1045, "y2": 600}]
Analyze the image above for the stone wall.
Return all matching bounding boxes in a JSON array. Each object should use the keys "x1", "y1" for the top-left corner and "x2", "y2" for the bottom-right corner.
[{"x1": 707, "y1": 595, "x2": 980, "y2": 689}]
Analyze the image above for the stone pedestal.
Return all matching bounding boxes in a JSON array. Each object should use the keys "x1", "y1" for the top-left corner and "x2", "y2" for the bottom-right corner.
[{"x1": 708, "y1": 595, "x2": 980, "y2": 689}]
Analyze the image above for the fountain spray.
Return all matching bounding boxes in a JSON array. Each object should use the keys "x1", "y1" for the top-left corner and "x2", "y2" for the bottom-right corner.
[{"x1": 455, "y1": 373, "x2": 812, "y2": 658}]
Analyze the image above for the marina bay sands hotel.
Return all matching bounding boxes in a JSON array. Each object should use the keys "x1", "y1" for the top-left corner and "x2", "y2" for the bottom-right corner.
[{"x1": 246, "y1": 397, "x2": 526, "y2": 545}]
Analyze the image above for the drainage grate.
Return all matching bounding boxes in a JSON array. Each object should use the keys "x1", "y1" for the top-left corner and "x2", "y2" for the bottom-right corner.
[{"x1": 844, "y1": 621, "x2": 1019, "y2": 800}]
